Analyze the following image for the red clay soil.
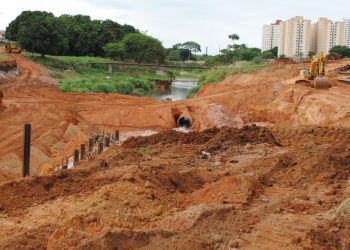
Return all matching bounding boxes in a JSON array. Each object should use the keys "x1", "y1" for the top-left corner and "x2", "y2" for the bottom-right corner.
[
  {"x1": 0, "y1": 125, "x2": 349, "y2": 249},
  {"x1": 0, "y1": 54, "x2": 350, "y2": 249},
  {"x1": 0, "y1": 60, "x2": 17, "y2": 71}
]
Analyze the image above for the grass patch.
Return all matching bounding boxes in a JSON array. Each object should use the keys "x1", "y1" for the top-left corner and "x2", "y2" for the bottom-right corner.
[
  {"x1": 0, "y1": 53, "x2": 11, "y2": 62},
  {"x1": 24, "y1": 52, "x2": 111, "y2": 72},
  {"x1": 59, "y1": 80, "x2": 134, "y2": 94},
  {"x1": 58, "y1": 71, "x2": 157, "y2": 94}
]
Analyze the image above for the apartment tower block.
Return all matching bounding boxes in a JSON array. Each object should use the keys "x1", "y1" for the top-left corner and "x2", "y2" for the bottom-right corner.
[{"x1": 262, "y1": 16, "x2": 350, "y2": 58}]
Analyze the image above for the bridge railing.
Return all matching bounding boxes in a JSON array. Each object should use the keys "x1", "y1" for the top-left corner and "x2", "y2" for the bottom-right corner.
[{"x1": 85, "y1": 61, "x2": 212, "y2": 70}]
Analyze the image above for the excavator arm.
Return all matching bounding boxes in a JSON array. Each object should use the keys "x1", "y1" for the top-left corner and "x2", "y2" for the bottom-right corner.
[{"x1": 296, "y1": 51, "x2": 330, "y2": 89}]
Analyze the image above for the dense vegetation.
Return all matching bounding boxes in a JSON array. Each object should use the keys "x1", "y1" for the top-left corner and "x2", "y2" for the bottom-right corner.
[
  {"x1": 104, "y1": 33, "x2": 166, "y2": 63},
  {"x1": 328, "y1": 45, "x2": 350, "y2": 59},
  {"x1": 196, "y1": 34, "x2": 277, "y2": 66},
  {"x1": 25, "y1": 53, "x2": 177, "y2": 95},
  {"x1": 165, "y1": 41, "x2": 201, "y2": 61},
  {"x1": 6, "y1": 11, "x2": 138, "y2": 57}
]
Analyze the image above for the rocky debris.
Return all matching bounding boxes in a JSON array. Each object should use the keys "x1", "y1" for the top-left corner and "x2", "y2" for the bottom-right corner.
[
  {"x1": 123, "y1": 125, "x2": 281, "y2": 151},
  {"x1": 0, "y1": 60, "x2": 17, "y2": 71},
  {"x1": 201, "y1": 151, "x2": 211, "y2": 159}
]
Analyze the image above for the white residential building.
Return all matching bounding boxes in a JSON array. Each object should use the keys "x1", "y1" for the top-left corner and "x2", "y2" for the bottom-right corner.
[
  {"x1": 345, "y1": 19, "x2": 350, "y2": 48},
  {"x1": 261, "y1": 20, "x2": 281, "y2": 52},
  {"x1": 278, "y1": 16, "x2": 312, "y2": 58},
  {"x1": 264, "y1": 16, "x2": 350, "y2": 59},
  {"x1": 314, "y1": 18, "x2": 345, "y2": 54}
]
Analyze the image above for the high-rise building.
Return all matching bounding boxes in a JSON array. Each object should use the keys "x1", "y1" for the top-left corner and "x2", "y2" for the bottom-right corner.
[
  {"x1": 261, "y1": 20, "x2": 281, "y2": 52},
  {"x1": 278, "y1": 16, "x2": 312, "y2": 58},
  {"x1": 264, "y1": 16, "x2": 350, "y2": 59},
  {"x1": 314, "y1": 18, "x2": 345, "y2": 54},
  {"x1": 344, "y1": 19, "x2": 350, "y2": 48}
]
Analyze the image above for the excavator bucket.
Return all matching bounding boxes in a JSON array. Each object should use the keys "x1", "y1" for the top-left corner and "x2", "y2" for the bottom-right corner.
[
  {"x1": 313, "y1": 77, "x2": 331, "y2": 89},
  {"x1": 295, "y1": 79, "x2": 313, "y2": 86}
]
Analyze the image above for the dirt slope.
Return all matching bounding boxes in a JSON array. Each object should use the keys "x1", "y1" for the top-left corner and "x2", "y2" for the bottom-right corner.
[
  {"x1": 1, "y1": 56, "x2": 349, "y2": 178},
  {"x1": 0, "y1": 125, "x2": 349, "y2": 249},
  {"x1": 0, "y1": 54, "x2": 350, "y2": 249}
]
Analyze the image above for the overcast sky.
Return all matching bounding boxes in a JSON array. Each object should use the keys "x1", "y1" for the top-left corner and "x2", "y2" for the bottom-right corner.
[{"x1": 0, "y1": 0, "x2": 349, "y2": 54}]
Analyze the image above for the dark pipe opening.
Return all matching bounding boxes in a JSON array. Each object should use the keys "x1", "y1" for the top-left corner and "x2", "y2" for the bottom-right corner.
[{"x1": 178, "y1": 116, "x2": 191, "y2": 128}]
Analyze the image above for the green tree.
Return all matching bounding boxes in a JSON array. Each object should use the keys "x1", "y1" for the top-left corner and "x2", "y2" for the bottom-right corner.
[
  {"x1": 278, "y1": 54, "x2": 287, "y2": 60},
  {"x1": 110, "y1": 33, "x2": 165, "y2": 63},
  {"x1": 329, "y1": 45, "x2": 350, "y2": 58},
  {"x1": 167, "y1": 42, "x2": 201, "y2": 61},
  {"x1": 103, "y1": 43, "x2": 125, "y2": 59},
  {"x1": 5, "y1": 11, "x2": 33, "y2": 41},
  {"x1": 228, "y1": 34, "x2": 240, "y2": 42},
  {"x1": 181, "y1": 41, "x2": 201, "y2": 60},
  {"x1": 228, "y1": 34, "x2": 240, "y2": 50},
  {"x1": 271, "y1": 47, "x2": 278, "y2": 57},
  {"x1": 17, "y1": 12, "x2": 68, "y2": 57},
  {"x1": 166, "y1": 49, "x2": 182, "y2": 61},
  {"x1": 7, "y1": 11, "x2": 139, "y2": 57},
  {"x1": 261, "y1": 47, "x2": 278, "y2": 59},
  {"x1": 261, "y1": 51, "x2": 275, "y2": 59},
  {"x1": 307, "y1": 51, "x2": 316, "y2": 59}
]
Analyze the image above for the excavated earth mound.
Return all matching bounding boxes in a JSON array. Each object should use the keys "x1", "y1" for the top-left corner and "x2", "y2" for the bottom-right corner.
[
  {"x1": 0, "y1": 125, "x2": 349, "y2": 249},
  {"x1": 1, "y1": 54, "x2": 350, "y2": 249},
  {"x1": 123, "y1": 125, "x2": 280, "y2": 150}
]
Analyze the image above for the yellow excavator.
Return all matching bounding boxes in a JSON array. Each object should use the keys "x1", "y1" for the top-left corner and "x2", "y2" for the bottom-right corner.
[
  {"x1": 4, "y1": 42, "x2": 22, "y2": 54},
  {"x1": 295, "y1": 51, "x2": 331, "y2": 89}
]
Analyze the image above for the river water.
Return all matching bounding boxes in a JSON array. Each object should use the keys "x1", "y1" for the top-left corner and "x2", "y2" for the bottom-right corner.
[{"x1": 150, "y1": 80, "x2": 198, "y2": 101}]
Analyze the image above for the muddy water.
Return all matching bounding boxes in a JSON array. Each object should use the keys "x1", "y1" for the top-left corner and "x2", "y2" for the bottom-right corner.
[{"x1": 150, "y1": 80, "x2": 198, "y2": 101}]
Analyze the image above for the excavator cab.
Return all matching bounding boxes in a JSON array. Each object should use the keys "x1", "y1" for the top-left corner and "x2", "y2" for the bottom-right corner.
[{"x1": 295, "y1": 51, "x2": 330, "y2": 89}]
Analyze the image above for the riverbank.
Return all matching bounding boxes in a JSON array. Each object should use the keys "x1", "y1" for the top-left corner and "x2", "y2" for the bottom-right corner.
[{"x1": 24, "y1": 52, "x2": 207, "y2": 97}]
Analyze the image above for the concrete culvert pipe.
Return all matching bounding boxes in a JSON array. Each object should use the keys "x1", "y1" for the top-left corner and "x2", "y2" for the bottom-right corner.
[{"x1": 177, "y1": 116, "x2": 191, "y2": 128}]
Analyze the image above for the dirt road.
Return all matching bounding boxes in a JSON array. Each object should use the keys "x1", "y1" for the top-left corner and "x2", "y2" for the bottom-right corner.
[{"x1": 0, "y1": 55, "x2": 350, "y2": 249}]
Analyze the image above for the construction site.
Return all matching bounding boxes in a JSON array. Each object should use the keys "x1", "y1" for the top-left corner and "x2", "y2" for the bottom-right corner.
[{"x1": 0, "y1": 49, "x2": 350, "y2": 250}]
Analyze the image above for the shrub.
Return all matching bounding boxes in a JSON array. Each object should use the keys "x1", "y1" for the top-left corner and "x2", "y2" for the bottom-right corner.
[
  {"x1": 252, "y1": 56, "x2": 262, "y2": 64},
  {"x1": 126, "y1": 77, "x2": 154, "y2": 91},
  {"x1": 278, "y1": 54, "x2": 286, "y2": 60},
  {"x1": 187, "y1": 85, "x2": 200, "y2": 98},
  {"x1": 326, "y1": 52, "x2": 342, "y2": 60},
  {"x1": 199, "y1": 69, "x2": 226, "y2": 85}
]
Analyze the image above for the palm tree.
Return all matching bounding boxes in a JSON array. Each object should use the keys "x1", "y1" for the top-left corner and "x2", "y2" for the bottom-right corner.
[
  {"x1": 228, "y1": 34, "x2": 240, "y2": 41},
  {"x1": 228, "y1": 34, "x2": 240, "y2": 50}
]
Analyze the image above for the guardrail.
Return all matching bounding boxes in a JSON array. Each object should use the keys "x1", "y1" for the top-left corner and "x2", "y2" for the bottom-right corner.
[{"x1": 86, "y1": 61, "x2": 212, "y2": 70}]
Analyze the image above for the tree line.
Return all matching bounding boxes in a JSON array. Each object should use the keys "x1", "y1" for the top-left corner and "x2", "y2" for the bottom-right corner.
[{"x1": 5, "y1": 11, "x2": 139, "y2": 57}]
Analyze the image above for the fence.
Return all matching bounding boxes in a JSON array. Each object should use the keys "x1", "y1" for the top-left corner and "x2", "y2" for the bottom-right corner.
[{"x1": 52, "y1": 130, "x2": 120, "y2": 172}]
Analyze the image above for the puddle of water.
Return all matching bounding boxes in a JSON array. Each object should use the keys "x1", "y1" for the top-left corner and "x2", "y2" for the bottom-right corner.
[{"x1": 150, "y1": 80, "x2": 198, "y2": 101}]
